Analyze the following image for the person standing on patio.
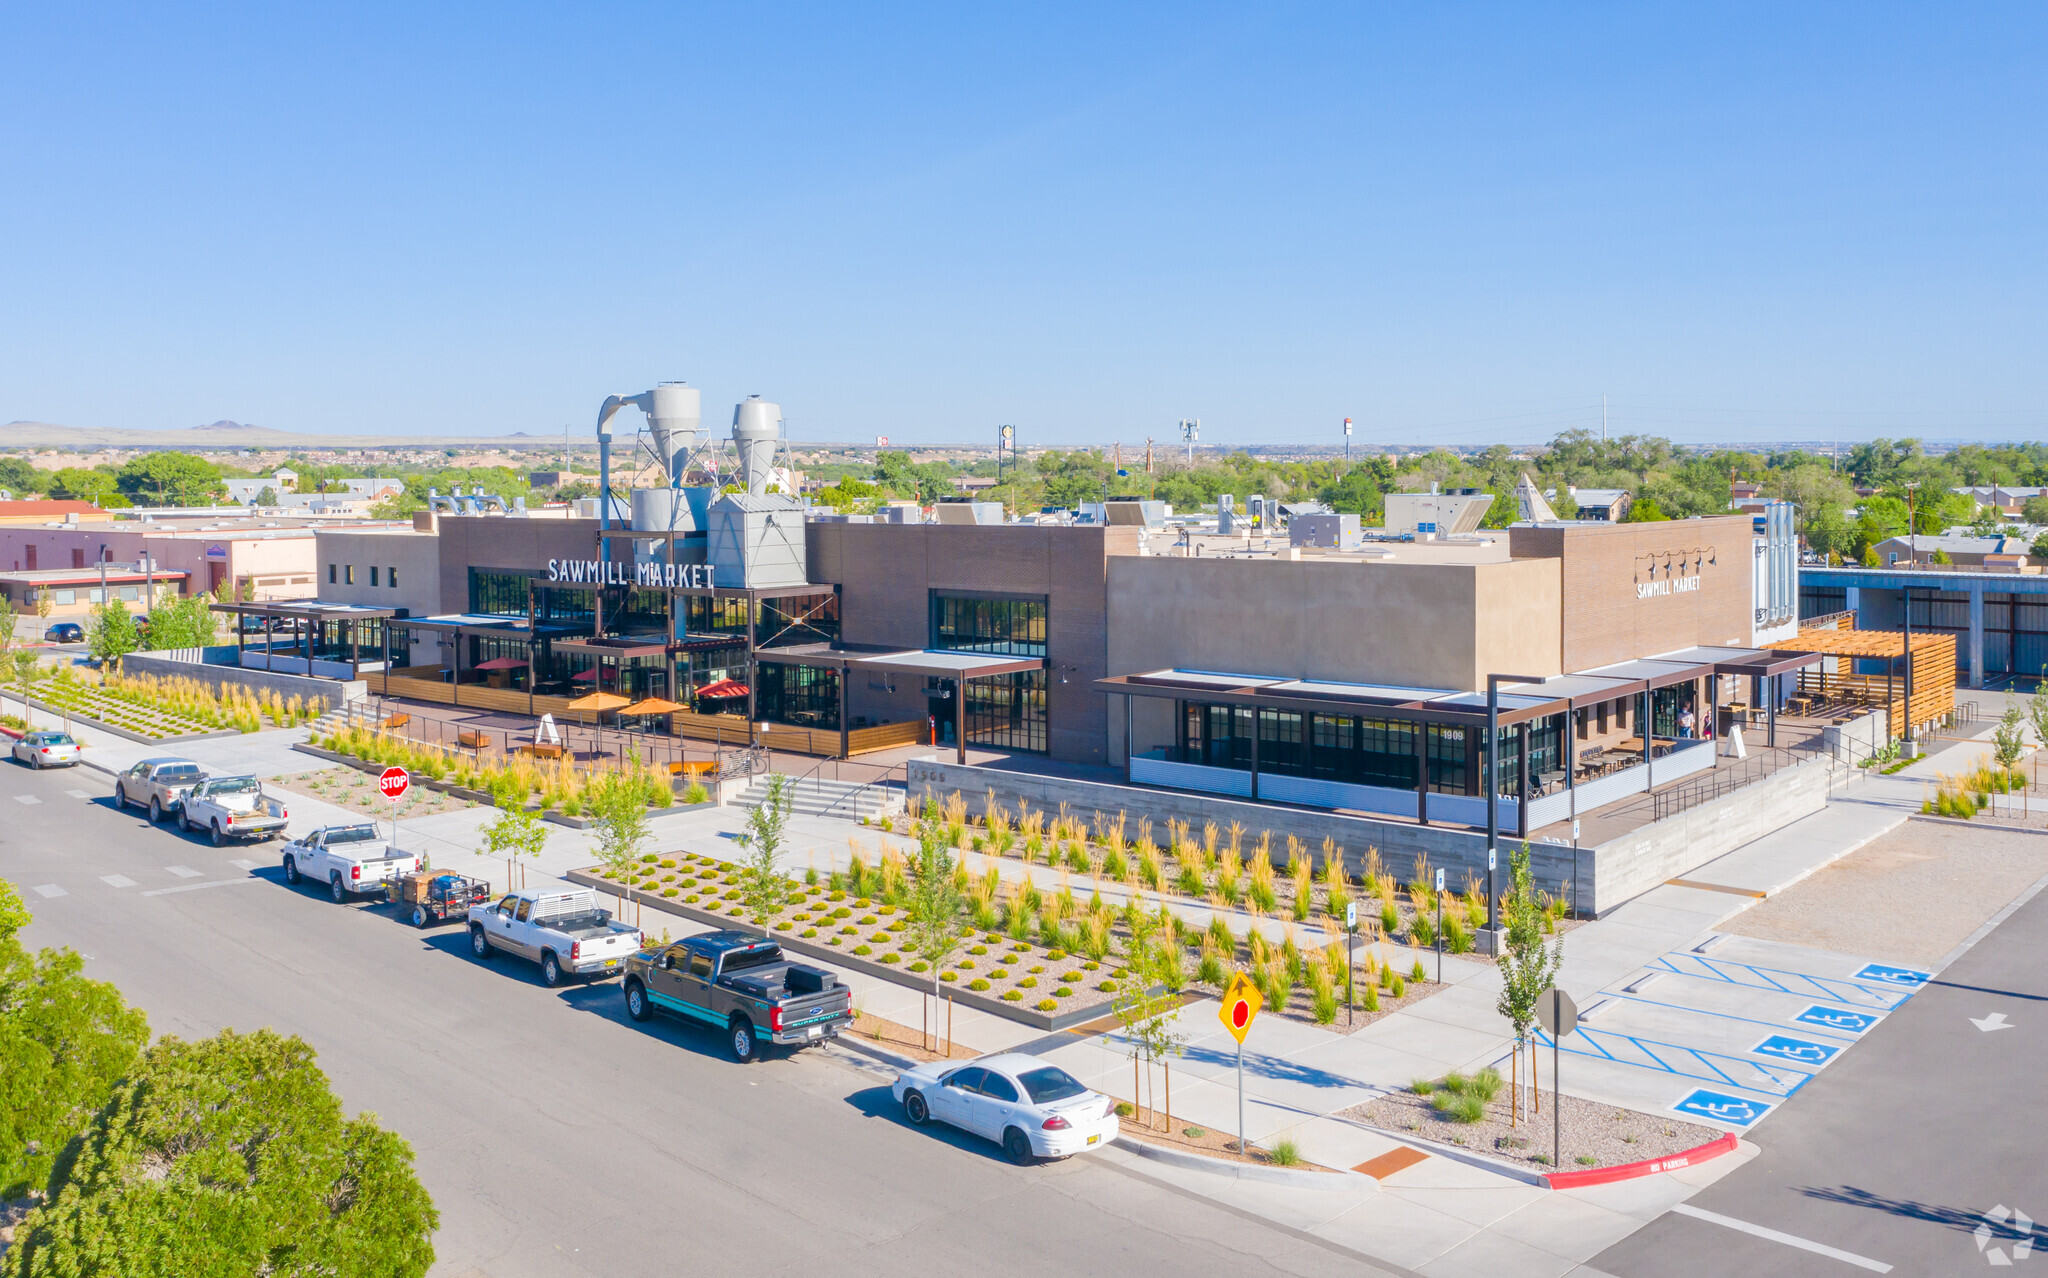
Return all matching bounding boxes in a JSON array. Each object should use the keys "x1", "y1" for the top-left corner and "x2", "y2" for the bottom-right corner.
[{"x1": 1677, "y1": 704, "x2": 1696, "y2": 739}]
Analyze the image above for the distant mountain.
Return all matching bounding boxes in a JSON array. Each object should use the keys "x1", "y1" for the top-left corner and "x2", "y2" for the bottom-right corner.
[{"x1": 0, "y1": 420, "x2": 584, "y2": 451}]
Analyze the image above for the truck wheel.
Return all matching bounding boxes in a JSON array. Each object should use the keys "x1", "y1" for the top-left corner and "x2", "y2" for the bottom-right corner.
[
  {"x1": 328, "y1": 874, "x2": 346, "y2": 904},
  {"x1": 283, "y1": 855, "x2": 300, "y2": 885},
  {"x1": 729, "y1": 1018, "x2": 758, "y2": 1063},
  {"x1": 470, "y1": 925, "x2": 494, "y2": 960},
  {"x1": 904, "y1": 1091, "x2": 930, "y2": 1126},
  {"x1": 149, "y1": 797, "x2": 163, "y2": 823},
  {"x1": 624, "y1": 980, "x2": 652, "y2": 1022},
  {"x1": 1002, "y1": 1127, "x2": 1033, "y2": 1165},
  {"x1": 210, "y1": 822, "x2": 226, "y2": 848},
  {"x1": 541, "y1": 951, "x2": 564, "y2": 988},
  {"x1": 411, "y1": 904, "x2": 429, "y2": 928}
]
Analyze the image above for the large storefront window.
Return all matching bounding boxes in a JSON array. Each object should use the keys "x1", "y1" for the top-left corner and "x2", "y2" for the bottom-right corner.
[
  {"x1": 965, "y1": 669, "x2": 1047, "y2": 753},
  {"x1": 684, "y1": 595, "x2": 752, "y2": 638},
  {"x1": 469, "y1": 570, "x2": 529, "y2": 617},
  {"x1": 757, "y1": 663, "x2": 839, "y2": 728},
  {"x1": 1183, "y1": 703, "x2": 1254, "y2": 769},
  {"x1": 1427, "y1": 724, "x2": 1467, "y2": 794},
  {"x1": 758, "y1": 592, "x2": 839, "y2": 649},
  {"x1": 1306, "y1": 713, "x2": 1419, "y2": 788},
  {"x1": 931, "y1": 592, "x2": 1047, "y2": 657}
]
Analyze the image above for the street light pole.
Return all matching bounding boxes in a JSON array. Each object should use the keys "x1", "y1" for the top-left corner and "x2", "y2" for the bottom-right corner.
[{"x1": 1485, "y1": 672, "x2": 1547, "y2": 952}]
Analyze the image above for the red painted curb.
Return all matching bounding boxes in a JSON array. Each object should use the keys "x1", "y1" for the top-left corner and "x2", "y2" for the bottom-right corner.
[
  {"x1": 1542, "y1": 1132, "x2": 1738, "y2": 1189},
  {"x1": 0, "y1": 726, "x2": 22, "y2": 740}
]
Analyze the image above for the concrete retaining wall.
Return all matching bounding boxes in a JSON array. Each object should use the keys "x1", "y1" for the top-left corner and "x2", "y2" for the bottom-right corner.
[
  {"x1": 122, "y1": 651, "x2": 364, "y2": 707},
  {"x1": 1819, "y1": 709, "x2": 1889, "y2": 766},
  {"x1": 913, "y1": 753, "x2": 1834, "y2": 917},
  {"x1": 908, "y1": 760, "x2": 1588, "y2": 907},
  {"x1": 1584, "y1": 756, "x2": 1831, "y2": 910}
]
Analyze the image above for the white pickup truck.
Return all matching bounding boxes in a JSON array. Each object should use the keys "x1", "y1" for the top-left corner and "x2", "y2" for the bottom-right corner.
[
  {"x1": 281, "y1": 823, "x2": 418, "y2": 904},
  {"x1": 467, "y1": 887, "x2": 642, "y2": 988},
  {"x1": 180, "y1": 775, "x2": 290, "y2": 845}
]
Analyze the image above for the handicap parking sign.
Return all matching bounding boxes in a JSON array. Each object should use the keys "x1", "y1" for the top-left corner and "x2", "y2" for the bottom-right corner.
[
  {"x1": 1751, "y1": 1035, "x2": 1839, "y2": 1066},
  {"x1": 1674, "y1": 1089, "x2": 1771, "y2": 1127},
  {"x1": 1796, "y1": 1005, "x2": 1879, "y2": 1034},
  {"x1": 1855, "y1": 963, "x2": 1929, "y2": 987}
]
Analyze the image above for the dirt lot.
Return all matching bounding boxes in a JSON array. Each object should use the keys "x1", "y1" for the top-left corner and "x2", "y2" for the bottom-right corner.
[{"x1": 1722, "y1": 818, "x2": 2048, "y2": 963}]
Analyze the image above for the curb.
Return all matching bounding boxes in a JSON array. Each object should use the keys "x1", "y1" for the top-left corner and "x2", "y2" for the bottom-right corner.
[
  {"x1": 1118, "y1": 1136, "x2": 1376, "y2": 1190},
  {"x1": 1908, "y1": 812, "x2": 2048, "y2": 837},
  {"x1": 833, "y1": 1035, "x2": 922, "y2": 1072},
  {"x1": 1540, "y1": 1131, "x2": 1738, "y2": 1189},
  {"x1": 565, "y1": 867, "x2": 1120, "y2": 1032}
]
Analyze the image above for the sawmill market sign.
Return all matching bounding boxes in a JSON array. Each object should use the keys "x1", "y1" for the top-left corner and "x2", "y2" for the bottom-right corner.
[
  {"x1": 1636, "y1": 574, "x2": 1701, "y2": 600},
  {"x1": 546, "y1": 559, "x2": 718, "y2": 589}
]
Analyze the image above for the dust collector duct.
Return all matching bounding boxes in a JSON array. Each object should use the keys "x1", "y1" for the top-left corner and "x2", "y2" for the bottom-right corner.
[{"x1": 731, "y1": 396, "x2": 783, "y2": 497}]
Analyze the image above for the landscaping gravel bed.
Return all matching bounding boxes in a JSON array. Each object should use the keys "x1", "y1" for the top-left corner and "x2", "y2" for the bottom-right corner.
[
  {"x1": 269, "y1": 770, "x2": 477, "y2": 820},
  {"x1": 1345, "y1": 1075, "x2": 1723, "y2": 1171}
]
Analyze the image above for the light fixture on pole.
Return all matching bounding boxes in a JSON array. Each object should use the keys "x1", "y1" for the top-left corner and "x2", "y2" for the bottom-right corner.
[
  {"x1": 1485, "y1": 672, "x2": 1547, "y2": 954},
  {"x1": 1179, "y1": 419, "x2": 1200, "y2": 468}
]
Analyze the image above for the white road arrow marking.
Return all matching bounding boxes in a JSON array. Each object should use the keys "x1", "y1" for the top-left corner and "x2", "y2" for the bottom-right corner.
[{"x1": 1972, "y1": 1012, "x2": 2015, "y2": 1033}]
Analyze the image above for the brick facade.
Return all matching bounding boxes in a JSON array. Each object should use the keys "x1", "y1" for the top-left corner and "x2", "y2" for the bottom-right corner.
[{"x1": 1510, "y1": 515, "x2": 1754, "y2": 669}]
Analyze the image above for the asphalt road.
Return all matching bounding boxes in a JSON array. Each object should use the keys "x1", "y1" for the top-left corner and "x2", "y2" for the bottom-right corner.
[
  {"x1": 1594, "y1": 871, "x2": 2048, "y2": 1277},
  {"x1": 2, "y1": 759, "x2": 1400, "y2": 1278}
]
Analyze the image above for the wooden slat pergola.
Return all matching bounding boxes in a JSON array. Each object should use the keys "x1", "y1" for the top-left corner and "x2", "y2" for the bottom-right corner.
[{"x1": 1767, "y1": 627, "x2": 1956, "y2": 740}]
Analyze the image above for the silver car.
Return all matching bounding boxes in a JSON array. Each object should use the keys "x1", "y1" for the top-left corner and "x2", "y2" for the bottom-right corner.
[{"x1": 12, "y1": 731, "x2": 81, "y2": 768}]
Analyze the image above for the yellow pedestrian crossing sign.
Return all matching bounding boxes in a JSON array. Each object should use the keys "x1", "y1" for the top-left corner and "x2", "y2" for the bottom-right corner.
[{"x1": 1219, "y1": 970, "x2": 1262, "y2": 1044}]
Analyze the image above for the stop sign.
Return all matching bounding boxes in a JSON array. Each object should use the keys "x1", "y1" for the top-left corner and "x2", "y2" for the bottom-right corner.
[{"x1": 378, "y1": 767, "x2": 410, "y2": 801}]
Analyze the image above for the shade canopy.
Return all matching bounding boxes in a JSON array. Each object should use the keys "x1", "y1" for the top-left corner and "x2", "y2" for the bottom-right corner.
[
  {"x1": 474, "y1": 657, "x2": 528, "y2": 671},
  {"x1": 571, "y1": 668, "x2": 601, "y2": 682},
  {"x1": 694, "y1": 678, "x2": 749, "y2": 698},
  {"x1": 565, "y1": 691, "x2": 631, "y2": 712},
  {"x1": 621, "y1": 697, "x2": 684, "y2": 716}
]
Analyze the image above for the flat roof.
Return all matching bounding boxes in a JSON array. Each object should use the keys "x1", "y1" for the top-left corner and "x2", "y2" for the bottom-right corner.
[
  {"x1": 754, "y1": 643, "x2": 1045, "y2": 680},
  {"x1": 1577, "y1": 657, "x2": 1710, "y2": 689},
  {"x1": 1126, "y1": 669, "x2": 1294, "y2": 691},
  {"x1": 211, "y1": 599, "x2": 396, "y2": 618},
  {"x1": 1263, "y1": 678, "x2": 1459, "y2": 703},
  {"x1": 0, "y1": 566, "x2": 190, "y2": 584},
  {"x1": 1495, "y1": 673, "x2": 1643, "y2": 702}
]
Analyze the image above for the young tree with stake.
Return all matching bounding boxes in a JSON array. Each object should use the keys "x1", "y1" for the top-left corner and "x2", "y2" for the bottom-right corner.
[
  {"x1": 1109, "y1": 906, "x2": 1187, "y2": 1130},
  {"x1": 1494, "y1": 842, "x2": 1563, "y2": 1126},
  {"x1": 480, "y1": 798, "x2": 549, "y2": 890},
  {"x1": 739, "y1": 774, "x2": 793, "y2": 928},
  {"x1": 588, "y1": 771, "x2": 650, "y2": 923},
  {"x1": 902, "y1": 799, "x2": 967, "y2": 1052}
]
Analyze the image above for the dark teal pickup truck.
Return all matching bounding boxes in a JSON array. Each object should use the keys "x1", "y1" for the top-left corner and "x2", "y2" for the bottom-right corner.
[{"x1": 622, "y1": 930, "x2": 853, "y2": 1063}]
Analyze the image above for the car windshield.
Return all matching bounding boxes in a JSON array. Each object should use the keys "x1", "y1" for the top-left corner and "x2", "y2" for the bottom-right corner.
[
  {"x1": 721, "y1": 944, "x2": 784, "y2": 973},
  {"x1": 1017, "y1": 1066, "x2": 1089, "y2": 1104},
  {"x1": 209, "y1": 777, "x2": 258, "y2": 794},
  {"x1": 324, "y1": 825, "x2": 381, "y2": 843}
]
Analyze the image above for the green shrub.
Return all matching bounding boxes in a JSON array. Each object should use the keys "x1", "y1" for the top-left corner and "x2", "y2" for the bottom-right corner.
[
  {"x1": 1467, "y1": 1067, "x2": 1503, "y2": 1103},
  {"x1": 1053, "y1": 986, "x2": 1073, "y2": 997},
  {"x1": 1002, "y1": 990, "x2": 1022, "y2": 1001},
  {"x1": 1267, "y1": 1137, "x2": 1302, "y2": 1167},
  {"x1": 881, "y1": 953, "x2": 900, "y2": 964},
  {"x1": 968, "y1": 978, "x2": 991, "y2": 991},
  {"x1": 1410, "y1": 959, "x2": 1427, "y2": 982},
  {"x1": 1410, "y1": 1077, "x2": 1434, "y2": 1095},
  {"x1": 1036, "y1": 998, "x2": 1058, "y2": 1011},
  {"x1": 1311, "y1": 986, "x2": 1337, "y2": 1024},
  {"x1": 1390, "y1": 974, "x2": 1405, "y2": 998},
  {"x1": 940, "y1": 970, "x2": 957, "y2": 982},
  {"x1": 1115, "y1": 1101, "x2": 1135, "y2": 1117},
  {"x1": 1363, "y1": 982, "x2": 1379, "y2": 1012}
]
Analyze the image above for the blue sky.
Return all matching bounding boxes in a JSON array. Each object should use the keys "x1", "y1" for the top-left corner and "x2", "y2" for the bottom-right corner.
[{"x1": 2, "y1": 3, "x2": 2043, "y2": 446}]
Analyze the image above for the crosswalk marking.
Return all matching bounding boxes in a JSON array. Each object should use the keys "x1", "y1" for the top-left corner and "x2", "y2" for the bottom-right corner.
[
  {"x1": 141, "y1": 878, "x2": 260, "y2": 898},
  {"x1": 229, "y1": 859, "x2": 259, "y2": 871},
  {"x1": 31, "y1": 883, "x2": 66, "y2": 898},
  {"x1": 66, "y1": 789, "x2": 90, "y2": 799},
  {"x1": 14, "y1": 794, "x2": 41, "y2": 805},
  {"x1": 100, "y1": 875, "x2": 137, "y2": 889},
  {"x1": 165, "y1": 866, "x2": 202, "y2": 879}
]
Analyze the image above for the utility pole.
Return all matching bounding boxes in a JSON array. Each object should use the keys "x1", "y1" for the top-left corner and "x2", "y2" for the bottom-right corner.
[
  {"x1": 1601, "y1": 395, "x2": 1608, "y2": 443},
  {"x1": 1179, "y1": 419, "x2": 1200, "y2": 468},
  {"x1": 1905, "y1": 481, "x2": 1919, "y2": 564}
]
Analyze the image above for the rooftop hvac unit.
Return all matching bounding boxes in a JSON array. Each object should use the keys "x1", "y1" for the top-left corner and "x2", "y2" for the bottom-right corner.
[{"x1": 934, "y1": 501, "x2": 1004, "y2": 525}]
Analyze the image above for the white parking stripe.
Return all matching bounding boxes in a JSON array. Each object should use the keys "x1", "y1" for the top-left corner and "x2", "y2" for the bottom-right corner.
[
  {"x1": 100, "y1": 875, "x2": 137, "y2": 888},
  {"x1": 1670, "y1": 1204, "x2": 1892, "y2": 1272},
  {"x1": 14, "y1": 794, "x2": 41, "y2": 805},
  {"x1": 66, "y1": 789, "x2": 90, "y2": 799},
  {"x1": 165, "y1": 866, "x2": 203, "y2": 879},
  {"x1": 141, "y1": 878, "x2": 261, "y2": 898},
  {"x1": 31, "y1": 883, "x2": 66, "y2": 898}
]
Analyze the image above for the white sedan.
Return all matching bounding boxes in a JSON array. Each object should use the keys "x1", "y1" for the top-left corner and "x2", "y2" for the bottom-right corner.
[
  {"x1": 893, "y1": 1052, "x2": 1119, "y2": 1163},
  {"x1": 12, "y1": 731, "x2": 81, "y2": 768}
]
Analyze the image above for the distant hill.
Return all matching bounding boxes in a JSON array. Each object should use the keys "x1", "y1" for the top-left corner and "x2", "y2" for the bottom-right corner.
[{"x1": 0, "y1": 420, "x2": 584, "y2": 451}]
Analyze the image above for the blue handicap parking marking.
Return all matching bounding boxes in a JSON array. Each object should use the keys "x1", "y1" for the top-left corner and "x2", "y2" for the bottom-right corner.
[
  {"x1": 1674, "y1": 1088, "x2": 1772, "y2": 1127},
  {"x1": 1855, "y1": 963, "x2": 1930, "y2": 987},
  {"x1": 1752, "y1": 1035, "x2": 1840, "y2": 1066},
  {"x1": 1795, "y1": 1005, "x2": 1879, "y2": 1034}
]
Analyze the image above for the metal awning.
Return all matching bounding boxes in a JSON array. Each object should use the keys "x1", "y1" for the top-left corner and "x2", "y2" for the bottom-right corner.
[
  {"x1": 754, "y1": 644, "x2": 1045, "y2": 680},
  {"x1": 1093, "y1": 673, "x2": 1558, "y2": 727},
  {"x1": 1494, "y1": 673, "x2": 1646, "y2": 706},
  {"x1": 1576, "y1": 657, "x2": 1710, "y2": 690},
  {"x1": 210, "y1": 599, "x2": 396, "y2": 620},
  {"x1": 555, "y1": 636, "x2": 669, "y2": 659}
]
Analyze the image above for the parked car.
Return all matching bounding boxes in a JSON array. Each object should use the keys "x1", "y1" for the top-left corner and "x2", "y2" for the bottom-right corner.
[
  {"x1": 11, "y1": 731, "x2": 81, "y2": 768},
  {"x1": 280, "y1": 823, "x2": 418, "y2": 903},
  {"x1": 43, "y1": 623, "x2": 83, "y2": 644},
  {"x1": 385, "y1": 871, "x2": 491, "y2": 927},
  {"x1": 893, "y1": 1054, "x2": 1119, "y2": 1164},
  {"x1": 114, "y1": 757, "x2": 207, "y2": 822},
  {"x1": 468, "y1": 887, "x2": 642, "y2": 988},
  {"x1": 179, "y1": 775, "x2": 290, "y2": 844},
  {"x1": 621, "y1": 929, "x2": 854, "y2": 1062}
]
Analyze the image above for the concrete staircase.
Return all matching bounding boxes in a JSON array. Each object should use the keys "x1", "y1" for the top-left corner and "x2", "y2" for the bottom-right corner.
[{"x1": 733, "y1": 773, "x2": 904, "y2": 822}]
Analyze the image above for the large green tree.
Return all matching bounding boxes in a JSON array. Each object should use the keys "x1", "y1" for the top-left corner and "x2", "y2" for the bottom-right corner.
[
  {"x1": 115, "y1": 453, "x2": 224, "y2": 506},
  {"x1": 3, "y1": 1027, "x2": 437, "y2": 1278},
  {"x1": 85, "y1": 599, "x2": 140, "y2": 665},
  {"x1": 0, "y1": 877, "x2": 150, "y2": 1201}
]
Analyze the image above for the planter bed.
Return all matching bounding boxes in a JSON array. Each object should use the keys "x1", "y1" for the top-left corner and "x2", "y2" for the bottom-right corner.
[
  {"x1": 269, "y1": 770, "x2": 476, "y2": 820},
  {"x1": 291, "y1": 742, "x2": 708, "y2": 823},
  {"x1": 1344, "y1": 1073, "x2": 1724, "y2": 1173},
  {"x1": 570, "y1": 857, "x2": 1124, "y2": 1032},
  {"x1": 4, "y1": 691, "x2": 242, "y2": 745}
]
